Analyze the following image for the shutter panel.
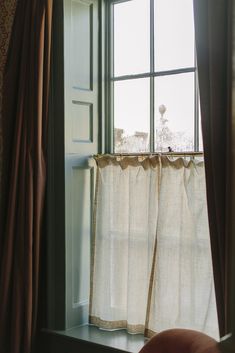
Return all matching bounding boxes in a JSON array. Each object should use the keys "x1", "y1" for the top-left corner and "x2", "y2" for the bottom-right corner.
[{"x1": 64, "y1": 0, "x2": 99, "y2": 328}]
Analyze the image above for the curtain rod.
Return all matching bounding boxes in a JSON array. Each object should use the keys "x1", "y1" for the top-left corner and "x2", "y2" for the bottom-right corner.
[{"x1": 95, "y1": 152, "x2": 204, "y2": 158}]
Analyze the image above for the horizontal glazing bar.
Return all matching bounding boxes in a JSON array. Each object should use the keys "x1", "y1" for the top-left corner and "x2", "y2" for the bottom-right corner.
[
  {"x1": 110, "y1": 0, "x2": 133, "y2": 4},
  {"x1": 111, "y1": 67, "x2": 196, "y2": 81}
]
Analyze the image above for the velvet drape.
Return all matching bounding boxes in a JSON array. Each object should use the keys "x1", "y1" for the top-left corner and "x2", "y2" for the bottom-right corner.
[
  {"x1": 193, "y1": 0, "x2": 232, "y2": 337},
  {"x1": 0, "y1": 0, "x2": 53, "y2": 352},
  {"x1": 0, "y1": 0, "x2": 18, "y2": 221}
]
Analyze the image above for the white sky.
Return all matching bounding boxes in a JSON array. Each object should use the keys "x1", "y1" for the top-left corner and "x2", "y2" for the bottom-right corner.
[{"x1": 113, "y1": 0, "x2": 195, "y2": 139}]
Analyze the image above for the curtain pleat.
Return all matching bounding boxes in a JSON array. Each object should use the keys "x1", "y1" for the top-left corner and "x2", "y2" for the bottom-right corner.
[
  {"x1": 0, "y1": 0, "x2": 18, "y2": 241},
  {"x1": 0, "y1": 1, "x2": 53, "y2": 352},
  {"x1": 193, "y1": 0, "x2": 232, "y2": 337}
]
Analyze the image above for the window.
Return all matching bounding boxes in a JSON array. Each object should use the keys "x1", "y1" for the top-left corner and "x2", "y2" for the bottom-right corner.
[
  {"x1": 88, "y1": 0, "x2": 219, "y2": 340},
  {"x1": 108, "y1": 0, "x2": 202, "y2": 153},
  {"x1": 47, "y1": 1, "x2": 218, "y2": 350}
]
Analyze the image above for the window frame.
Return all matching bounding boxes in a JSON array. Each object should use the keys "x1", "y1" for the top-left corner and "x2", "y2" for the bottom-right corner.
[
  {"x1": 46, "y1": 0, "x2": 201, "y2": 336},
  {"x1": 106, "y1": 0, "x2": 200, "y2": 154}
]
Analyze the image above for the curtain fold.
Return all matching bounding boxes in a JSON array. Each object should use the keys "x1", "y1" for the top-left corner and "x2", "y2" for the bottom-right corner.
[
  {"x1": 0, "y1": 0, "x2": 18, "y2": 227},
  {"x1": 193, "y1": 0, "x2": 232, "y2": 337},
  {"x1": 0, "y1": 1, "x2": 53, "y2": 352},
  {"x1": 90, "y1": 155, "x2": 219, "y2": 339}
]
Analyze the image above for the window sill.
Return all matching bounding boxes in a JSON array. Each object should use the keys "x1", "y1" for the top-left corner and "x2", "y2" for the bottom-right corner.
[{"x1": 42, "y1": 325, "x2": 146, "y2": 353}]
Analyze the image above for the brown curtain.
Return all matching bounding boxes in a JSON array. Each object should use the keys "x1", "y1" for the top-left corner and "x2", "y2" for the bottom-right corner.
[
  {"x1": 193, "y1": 0, "x2": 232, "y2": 337},
  {"x1": 0, "y1": 0, "x2": 53, "y2": 352},
  {"x1": 0, "y1": 0, "x2": 18, "y2": 213}
]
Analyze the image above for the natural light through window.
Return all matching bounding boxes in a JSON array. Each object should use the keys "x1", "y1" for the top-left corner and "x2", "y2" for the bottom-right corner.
[
  {"x1": 111, "y1": 0, "x2": 202, "y2": 153},
  {"x1": 89, "y1": 1, "x2": 219, "y2": 340}
]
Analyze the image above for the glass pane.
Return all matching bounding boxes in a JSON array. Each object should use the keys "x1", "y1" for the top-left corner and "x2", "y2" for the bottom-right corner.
[
  {"x1": 113, "y1": 0, "x2": 150, "y2": 77},
  {"x1": 155, "y1": 73, "x2": 194, "y2": 152},
  {"x1": 154, "y1": 0, "x2": 195, "y2": 71},
  {"x1": 114, "y1": 78, "x2": 150, "y2": 153}
]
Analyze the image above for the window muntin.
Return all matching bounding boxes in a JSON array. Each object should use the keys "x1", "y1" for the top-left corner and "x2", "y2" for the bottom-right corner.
[{"x1": 109, "y1": 0, "x2": 200, "y2": 153}]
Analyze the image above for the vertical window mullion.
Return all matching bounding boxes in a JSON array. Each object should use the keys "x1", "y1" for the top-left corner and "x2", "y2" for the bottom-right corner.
[
  {"x1": 194, "y1": 71, "x2": 199, "y2": 151},
  {"x1": 150, "y1": 0, "x2": 155, "y2": 153},
  {"x1": 194, "y1": 47, "x2": 199, "y2": 152}
]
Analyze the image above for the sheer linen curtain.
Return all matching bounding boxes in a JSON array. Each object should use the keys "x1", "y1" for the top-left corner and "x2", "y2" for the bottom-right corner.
[{"x1": 89, "y1": 155, "x2": 219, "y2": 339}]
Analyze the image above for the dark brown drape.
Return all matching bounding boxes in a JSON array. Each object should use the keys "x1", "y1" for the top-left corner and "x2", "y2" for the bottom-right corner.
[
  {"x1": 0, "y1": 0, "x2": 53, "y2": 352},
  {"x1": 0, "y1": 0, "x2": 18, "y2": 205},
  {"x1": 193, "y1": 0, "x2": 232, "y2": 337}
]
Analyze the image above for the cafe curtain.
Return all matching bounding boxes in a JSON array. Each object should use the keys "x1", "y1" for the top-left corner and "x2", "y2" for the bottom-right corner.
[{"x1": 90, "y1": 155, "x2": 219, "y2": 339}]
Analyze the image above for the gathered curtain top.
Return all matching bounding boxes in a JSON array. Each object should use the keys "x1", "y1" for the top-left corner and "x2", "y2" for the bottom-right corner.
[{"x1": 93, "y1": 154, "x2": 204, "y2": 170}]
